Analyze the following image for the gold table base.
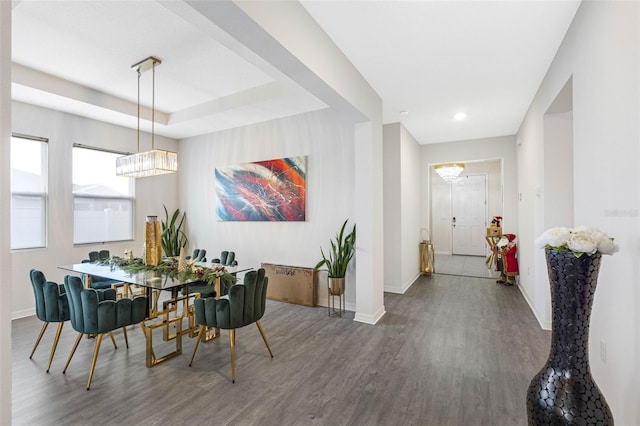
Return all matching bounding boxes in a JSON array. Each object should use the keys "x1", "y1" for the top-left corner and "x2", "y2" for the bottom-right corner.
[
  {"x1": 140, "y1": 292, "x2": 200, "y2": 367},
  {"x1": 80, "y1": 267, "x2": 224, "y2": 368},
  {"x1": 141, "y1": 277, "x2": 223, "y2": 367}
]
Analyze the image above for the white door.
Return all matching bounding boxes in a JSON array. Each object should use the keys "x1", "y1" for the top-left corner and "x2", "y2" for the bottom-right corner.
[{"x1": 451, "y1": 175, "x2": 487, "y2": 256}]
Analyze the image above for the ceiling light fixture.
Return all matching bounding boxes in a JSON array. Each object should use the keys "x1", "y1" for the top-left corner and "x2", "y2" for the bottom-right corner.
[
  {"x1": 454, "y1": 112, "x2": 467, "y2": 121},
  {"x1": 116, "y1": 56, "x2": 177, "y2": 178},
  {"x1": 434, "y1": 163, "x2": 465, "y2": 183}
]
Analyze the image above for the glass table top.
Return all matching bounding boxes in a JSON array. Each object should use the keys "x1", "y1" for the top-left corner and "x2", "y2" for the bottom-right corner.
[{"x1": 58, "y1": 262, "x2": 243, "y2": 291}]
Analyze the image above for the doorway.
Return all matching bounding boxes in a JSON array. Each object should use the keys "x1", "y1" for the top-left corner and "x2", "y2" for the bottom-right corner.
[
  {"x1": 544, "y1": 77, "x2": 573, "y2": 229},
  {"x1": 452, "y1": 174, "x2": 487, "y2": 256},
  {"x1": 429, "y1": 159, "x2": 503, "y2": 278}
]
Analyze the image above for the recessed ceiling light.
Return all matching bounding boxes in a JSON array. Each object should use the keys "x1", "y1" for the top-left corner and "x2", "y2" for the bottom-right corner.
[
  {"x1": 400, "y1": 110, "x2": 409, "y2": 116},
  {"x1": 454, "y1": 112, "x2": 467, "y2": 121}
]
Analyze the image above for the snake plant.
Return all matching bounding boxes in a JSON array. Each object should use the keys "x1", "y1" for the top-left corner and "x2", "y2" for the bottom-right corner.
[
  {"x1": 161, "y1": 205, "x2": 188, "y2": 257},
  {"x1": 315, "y1": 219, "x2": 356, "y2": 278}
]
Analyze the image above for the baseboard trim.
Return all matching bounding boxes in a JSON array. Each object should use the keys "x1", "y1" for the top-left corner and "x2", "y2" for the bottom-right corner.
[
  {"x1": 384, "y1": 272, "x2": 420, "y2": 294},
  {"x1": 517, "y1": 283, "x2": 551, "y2": 330},
  {"x1": 12, "y1": 308, "x2": 34, "y2": 321},
  {"x1": 354, "y1": 305, "x2": 386, "y2": 325}
]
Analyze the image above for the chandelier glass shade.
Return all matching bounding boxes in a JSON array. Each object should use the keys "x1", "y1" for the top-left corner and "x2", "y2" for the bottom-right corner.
[
  {"x1": 116, "y1": 56, "x2": 177, "y2": 178},
  {"x1": 434, "y1": 163, "x2": 464, "y2": 183},
  {"x1": 115, "y1": 149, "x2": 177, "y2": 178}
]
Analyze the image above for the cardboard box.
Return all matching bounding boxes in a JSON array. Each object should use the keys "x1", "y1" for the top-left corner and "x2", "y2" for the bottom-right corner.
[
  {"x1": 262, "y1": 263, "x2": 316, "y2": 307},
  {"x1": 487, "y1": 226, "x2": 502, "y2": 237}
]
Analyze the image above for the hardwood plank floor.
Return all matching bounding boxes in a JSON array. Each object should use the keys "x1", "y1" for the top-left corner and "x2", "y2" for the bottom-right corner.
[{"x1": 12, "y1": 274, "x2": 550, "y2": 425}]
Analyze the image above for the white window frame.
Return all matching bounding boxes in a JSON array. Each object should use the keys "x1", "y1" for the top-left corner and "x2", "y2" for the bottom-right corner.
[
  {"x1": 10, "y1": 133, "x2": 48, "y2": 250},
  {"x1": 72, "y1": 145, "x2": 135, "y2": 245}
]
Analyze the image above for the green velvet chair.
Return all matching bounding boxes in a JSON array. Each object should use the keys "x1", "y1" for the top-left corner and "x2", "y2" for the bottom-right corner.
[
  {"x1": 81, "y1": 250, "x2": 121, "y2": 290},
  {"x1": 212, "y1": 250, "x2": 238, "y2": 267},
  {"x1": 98, "y1": 250, "x2": 110, "y2": 261},
  {"x1": 187, "y1": 248, "x2": 207, "y2": 263},
  {"x1": 87, "y1": 251, "x2": 100, "y2": 262},
  {"x1": 62, "y1": 275, "x2": 148, "y2": 390},
  {"x1": 189, "y1": 268, "x2": 273, "y2": 382},
  {"x1": 29, "y1": 269, "x2": 70, "y2": 373}
]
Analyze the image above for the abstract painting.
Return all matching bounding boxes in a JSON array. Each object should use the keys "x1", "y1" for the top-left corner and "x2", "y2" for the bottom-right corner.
[{"x1": 215, "y1": 156, "x2": 307, "y2": 221}]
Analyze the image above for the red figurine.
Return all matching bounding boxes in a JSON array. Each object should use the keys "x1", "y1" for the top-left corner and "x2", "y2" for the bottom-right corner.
[{"x1": 496, "y1": 233, "x2": 518, "y2": 286}]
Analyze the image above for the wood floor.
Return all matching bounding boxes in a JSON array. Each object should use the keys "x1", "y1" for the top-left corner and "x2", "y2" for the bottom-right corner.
[{"x1": 12, "y1": 274, "x2": 550, "y2": 426}]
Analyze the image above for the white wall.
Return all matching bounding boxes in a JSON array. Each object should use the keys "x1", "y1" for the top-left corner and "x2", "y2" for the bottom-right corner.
[
  {"x1": 399, "y1": 125, "x2": 422, "y2": 291},
  {"x1": 383, "y1": 123, "x2": 401, "y2": 290},
  {"x1": 516, "y1": 1, "x2": 640, "y2": 423},
  {"x1": 187, "y1": 0, "x2": 385, "y2": 324},
  {"x1": 543, "y1": 78, "x2": 574, "y2": 233},
  {"x1": 0, "y1": 2, "x2": 12, "y2": 421},
  {"x1": 382, "y1": 123, "x2": 422, "y2": 294},
  {"x1": 543, "y1": 111, "x2": 574, "y2": 231},
  {"x1": 421, "y1": 135, "x2": 518, "y2": 252},
  {"x1": 11, "y1": 101, "x2": 179, "y2": 318},
  {"x1": 179, "y1": 108, "x2": 357, "y2": 310}
]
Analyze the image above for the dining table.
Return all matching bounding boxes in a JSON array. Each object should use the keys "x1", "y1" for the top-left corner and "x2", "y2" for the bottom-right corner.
[{"x1": 59, "y1": 261, "x2": 251, "y2": 367}]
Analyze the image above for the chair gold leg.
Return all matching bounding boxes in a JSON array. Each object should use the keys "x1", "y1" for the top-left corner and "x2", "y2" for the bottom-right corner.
[
  {"x1": 229, "y1": 329, "x2": 236, "y2": 383},
  {"x1": 189, "y1": 325, "x2": 206, "y2": 367},
  {"x1": 63, "y1": 333, "x2": 83, "y2": 373},
  {"x1": 87, "y1": 333, "x2": 103, "y2": 390},
  {"x1": 255, "y1": 321, "x2": 273, "y2": 358},
  {"x1": 109, "y1": 331, "x2": 117, "y2": 349},
  {"x1": 46, "y1": 322, "x2": 64, "y2": 373},
  {"x1": 122, "y1": 326, "x2": 129, "y2": 348},
  {"x1": 30, "y1": 322, "x2": 49, "y2": 359}
]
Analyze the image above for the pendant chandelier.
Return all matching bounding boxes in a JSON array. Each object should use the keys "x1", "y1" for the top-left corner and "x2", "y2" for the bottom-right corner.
[
  {"x1": 434, "y1": 163, "x2": 464, "y2": 183},
  {"x1": 116, "y1": 56, "x2": 177, "y2": 178}
]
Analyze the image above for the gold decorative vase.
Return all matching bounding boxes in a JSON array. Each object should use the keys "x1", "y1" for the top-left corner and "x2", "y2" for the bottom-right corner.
[
  {"x1": 145, "y1": 216, "x2": 162, "y2": 266},
  {"x1": 328, "y1": 277, "x2": 344, "y2": 296},
  {"x1": 419, "y1": 228, "x2": 435, "y2": 275}
]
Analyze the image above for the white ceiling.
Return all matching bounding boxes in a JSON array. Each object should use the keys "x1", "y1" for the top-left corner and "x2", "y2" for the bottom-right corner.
[
  {"x1": 11, "y1": 0, "x2": 328, "y2": 140},
  {"x1": 301, "y1": 0, "x2": 581, "y2": 144},
  {"x1": 11, "y1": 0, "x2": 581, "y2": 145}
]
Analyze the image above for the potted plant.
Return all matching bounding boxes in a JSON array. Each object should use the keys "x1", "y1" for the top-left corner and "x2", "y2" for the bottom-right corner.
[
  {"x1": 315, "y1": 219, "x2": 356, "y2": 295},
  {"x1": 160, "y1": 204, "x2": 188, "y2": 257}
]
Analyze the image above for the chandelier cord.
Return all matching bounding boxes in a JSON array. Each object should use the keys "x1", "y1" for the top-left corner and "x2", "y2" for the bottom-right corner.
[
  {"x1": 151, "y1": 60, "x2": 155, "y2": 150},
  {"x1": 116, "y1": 56, "x2": 176, "y2": 178},
  {"x1": 136, "y1": 68, "x2": 141, "y2": 154}
]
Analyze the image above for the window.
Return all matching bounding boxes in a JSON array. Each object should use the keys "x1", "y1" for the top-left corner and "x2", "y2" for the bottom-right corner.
[
  {"x1": 72, "y1": 146, "x2": 134, "y2": 244},
  {"x1": 11, "y1": 134, "x2": 48, "y2": 249}
]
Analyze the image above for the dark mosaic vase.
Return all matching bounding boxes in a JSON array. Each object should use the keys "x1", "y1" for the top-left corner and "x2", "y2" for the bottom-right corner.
[{"x1": 526, "y1": 249, "x2": 613, "y2": 425}]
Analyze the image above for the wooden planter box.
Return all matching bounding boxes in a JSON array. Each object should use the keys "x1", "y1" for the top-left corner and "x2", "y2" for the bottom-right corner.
[{"x1": 262, "y1": 263, "x2": 316, "y2": 307}]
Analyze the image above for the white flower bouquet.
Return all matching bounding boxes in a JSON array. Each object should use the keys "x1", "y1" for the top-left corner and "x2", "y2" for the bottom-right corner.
[{"x1": 535, "y1": 226, "x2": 619, "y2": 257}]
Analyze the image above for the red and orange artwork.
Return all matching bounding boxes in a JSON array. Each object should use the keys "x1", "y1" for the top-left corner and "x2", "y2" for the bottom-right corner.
[{"x1": 215, "y1": 156, "x2": 306, "y2": 221}]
